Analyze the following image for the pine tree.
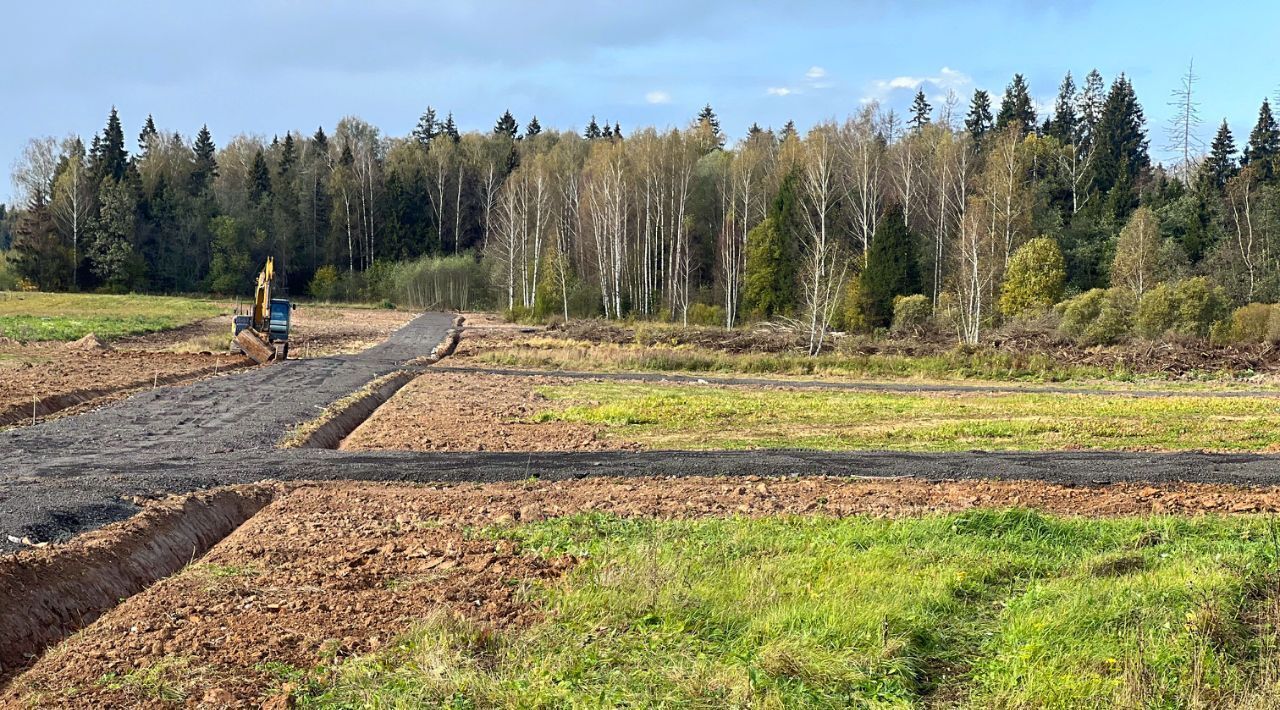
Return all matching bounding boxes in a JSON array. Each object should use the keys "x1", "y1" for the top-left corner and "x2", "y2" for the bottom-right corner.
[
  {"x1": 525, "y1": 115, "x2": 542, "y2": 137},
  {"x1": 996, "y1": 74, "x2": 1036, "y2": 134},
  {"x1": 909, "y1": 90, "x2": 932, "y2": 131},
  {"x1": 696, "y1": 104, "x2": 724, "y2": 148},
  {"x1": 442, "y1": 113, "x2": 460, "y2": 142},
  {"x1": 748, "y1": 122, "x2": 764, "y2": 137},
  {"x1": 13, "y1": 190, "x2": 71, "y2": 290},
  {"x1": 249, "y1": 149, "x2": 272, "y2": 204},
  {"x1": 1092, "y1": 74, "x2": 1150, "y2": 219},
  {"x1": 585, "y1": 115, "x2": 602, "y2": 140},
  {"x1": 781, "y1": 120, "x2": 798, "y2": 141},
  {"x1": 1077, "y1": 69, "x2": 1106, "y2": 146},
  {"x1": 965, "y1": 89, "x2": 994, "y2": 143},
  {"x1": 857, "y1": 204, "x2": 922, "y2": 329},
  {"x1": 189, "y1": 125, "x2": 217, "y2": 195},
  {"x1": 413, "y1": 106, "x2": 438, "y2": 146},
  {"x1": 1202, "y1": 119, "x2": 1238, "y2": 190},
  {"x1": 1242, "y1": 99, "x2": 1280, "y2": 180},
  {"x1": 494, "y1": 110, "x2": 518, "y2": 139},
  {"x1": 1048, "y1": 72, "x2": 1078, "y2": 144}
]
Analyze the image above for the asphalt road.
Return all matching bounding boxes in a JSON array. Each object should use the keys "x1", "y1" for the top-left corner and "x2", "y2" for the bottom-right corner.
[{"x1": 5, "y1": 312, "x2": 1280, "y2": 550}]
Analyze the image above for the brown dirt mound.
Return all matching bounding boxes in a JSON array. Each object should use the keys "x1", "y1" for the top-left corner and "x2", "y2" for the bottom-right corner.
[
  {"x1": 6, "y1": 476, "x2": 1280, "y2": 707},
  {"x1": 64, "y1": 333, "x2": 112, "y2": 352}
]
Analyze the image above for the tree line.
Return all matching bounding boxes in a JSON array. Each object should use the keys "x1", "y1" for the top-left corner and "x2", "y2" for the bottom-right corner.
[{"x1": 5, "y1": 68, "x2": 1280, "y2": 349}]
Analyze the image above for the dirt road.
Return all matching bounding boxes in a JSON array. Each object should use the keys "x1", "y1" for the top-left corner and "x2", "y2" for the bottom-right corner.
[
  {"x1": 0, "y1": 312, "x2": 455, "y2": 549},
  {"x1": 8, "y1": 310, "x2": 1280, "y2": 551}
]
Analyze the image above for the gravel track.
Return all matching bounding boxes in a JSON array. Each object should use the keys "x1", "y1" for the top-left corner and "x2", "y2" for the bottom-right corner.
[{"x1": 6, "y1": 311, "x2": 1280, "y2": 550}]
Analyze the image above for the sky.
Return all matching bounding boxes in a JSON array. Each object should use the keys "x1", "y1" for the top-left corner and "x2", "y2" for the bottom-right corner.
[{"x1": 4, "y1": 0, "x2": 1280, "y2": 203}]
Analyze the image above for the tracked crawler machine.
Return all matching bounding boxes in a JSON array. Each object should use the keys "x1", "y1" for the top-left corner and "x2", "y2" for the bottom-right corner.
[{"x1": 231, "y1": 257, "x2": 293, "y2": 364}]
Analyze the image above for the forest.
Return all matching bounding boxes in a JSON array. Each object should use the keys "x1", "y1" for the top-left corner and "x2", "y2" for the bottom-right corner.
[{"x1": 4, "y1": 67, "x2": 1280, "y2": 352}]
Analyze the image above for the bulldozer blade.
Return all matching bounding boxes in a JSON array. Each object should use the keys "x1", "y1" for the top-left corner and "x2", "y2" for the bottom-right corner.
[{"x1": 235, "y1": 329, "x2": 275, "y2": 365}]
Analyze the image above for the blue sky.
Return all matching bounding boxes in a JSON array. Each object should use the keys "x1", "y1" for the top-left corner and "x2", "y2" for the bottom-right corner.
[{"x1": 4, "y1": 0, "x2": 1279, "y2": 203}]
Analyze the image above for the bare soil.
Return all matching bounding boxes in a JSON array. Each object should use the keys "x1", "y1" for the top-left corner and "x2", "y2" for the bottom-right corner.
[
  {"x1": 0, "y1": 343, "x2": 253, "y2": 427},
  {"x1": 6, "y1": 476, "x2": 1280, "y2": 708},
  {"x1": 339, "y1": 371, "x2": 630, "y2": 452}
]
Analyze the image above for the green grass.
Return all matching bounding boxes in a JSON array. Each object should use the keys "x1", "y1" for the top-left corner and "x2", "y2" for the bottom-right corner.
[
  {"x1": 0, "y1": 291, "x2": 225, "y2": 341},
  {"x1": 531, "y1": 382, "x2": 1280, "y2": 452},
  {"x1": 300, "y1": 511, "x2": 1280, "y2": 708}
]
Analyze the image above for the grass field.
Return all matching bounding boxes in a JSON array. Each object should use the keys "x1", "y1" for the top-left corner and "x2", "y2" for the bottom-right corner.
[
  {"x1": 303, "y1": 510, "x2": 1280, "y2": 708},
  {"x1": 531, "y1": 382, "x2": 1280, "y2": 452},
  {"x1": 0, "y1": 292, "x2": 226, "y2": 342}
]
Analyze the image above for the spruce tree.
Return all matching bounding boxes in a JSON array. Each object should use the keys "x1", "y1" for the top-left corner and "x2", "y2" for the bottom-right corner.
[
  {"x1": 781, "y1": 120, "x2": 798, "y2": 141},
  {"x1": 996, "y1": 74, "x2": 1036, "y2": 134},
  {"x1": 138, "y1": 114, "x2": 158, "y2": 157},
  {"x1": 1077, "y1": 69, "x2": 1106, "y2": 146},
  {"x1": 743, "y1": 172, "x2": 799, "y2": 316},
  {"x1": 602, "y1": 122, "x2": 614, "y2": 139},
  {"x1": 525, "y1": 115, "x2": 542, "y2": 137},
  {"x1": 584, "y1": 115, "x2": 602, "y2": 140},
  {"x1": 909, "y1": 90, "x2": 932, "y2": 131},
  {"x1": 413, "y1": 107, "x2": 438, "y2": 146},
  {"x1": 189, "y1": 125, "x2": 218, "y2": 195},
  {"x1": 1242, "y1": 99, "x2": 1280, "y2": 180},
  {"x1": 94, "y1": 107, "x2": 129, "y2": 182},
  {"x1": 249, "y1": 149, "x2": 272, "y2": 204},
  {"x1": 1092, "y1": 74, "x2": 1150, "y2": 218},
  {"x1": 748, "y1": 122, "x2": 764, "y2": 137},
  {"x1": 442, "y1": 113, "x2": 459, "y2": 142},
  {"x1": 858, "y1": 205, "x2": 921, "y2": 329},
  {"x1": 965, "y1": 89, "x2": 994, "y2": 143},
  {"x1": 1202, "y1": 120, "x2": 1238, "y2": 191},
  {"x1": 1048, "y1": 72, "x2": 1078, "y2": 144},
  {"x1": 613, "y1": 122, "x2": 623, "y2": 139},
  {"x1": 494, "y1": 110, "x2": 518, "y2": 139},
  {"x1": 696, "y1": 104, "x2": 724, "y2": 148},
  {"x1": 279, "y1": 133, "x2": 297, "y2": 176}
]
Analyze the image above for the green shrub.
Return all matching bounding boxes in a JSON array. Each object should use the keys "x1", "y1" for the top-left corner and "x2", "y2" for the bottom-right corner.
[
  {"x1": 891, "y1": 294, "x2": 931, "y2": 336},
  {"x1": 1173, "y1": 277, "x2": 1229, "y2": 338},
  {"x1": 1058, "y1": 288, "x2": 1133, "y2": 345},
  {"x1": 999, "y1": 237, "x2": 1066, "y2": 318},
  {"x1": 1134, "y1": 283, "x2": 1179, "y2": 339},
  {"x1": 686, "y1": 302, "x2": 726, "y2": 327},
  {"x1": 1227, "y1": 303, "x2": 1273, "y2": 344},
  {"x1": 308, "y1": 265, "x2": 340, "y2": 301},
  {"x1": 839, "y1": 276, "x2": 869, "y2": 333}
]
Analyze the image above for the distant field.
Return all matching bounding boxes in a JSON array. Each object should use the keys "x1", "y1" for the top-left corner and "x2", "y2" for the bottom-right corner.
[
  {"x1": 307, "y1": 510, "x2": 1280, "y2": 708},
  {"x1": 533, "y1": 381, "x2": 1280, "y2": 452},
  {"x1": 0, "y1": 292, "x2": 225, "y2": 342}
]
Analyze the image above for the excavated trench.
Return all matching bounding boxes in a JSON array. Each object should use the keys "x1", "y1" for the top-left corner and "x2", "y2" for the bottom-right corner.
[
  {"x1": 0, "y1": 314, "x2": 462, "y2": 685},
  {"x1": 0, "y1": 485, "x2": 276, "y2": 682}
]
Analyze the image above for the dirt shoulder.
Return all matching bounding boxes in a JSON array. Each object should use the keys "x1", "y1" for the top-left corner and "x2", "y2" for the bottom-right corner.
[{"x1": 6, "y1": 476, "x2": 1280, "y2": 707}]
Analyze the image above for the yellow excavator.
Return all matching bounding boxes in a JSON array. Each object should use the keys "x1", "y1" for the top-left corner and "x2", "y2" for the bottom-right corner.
[{"x1": 231, "y1": 257, "x2": 293, "y2": 364}]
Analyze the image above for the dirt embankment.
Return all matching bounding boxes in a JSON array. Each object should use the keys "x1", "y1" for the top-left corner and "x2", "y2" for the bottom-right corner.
[{"x1": 6, "y1": 476, "x2": 1280, "y2": 707}]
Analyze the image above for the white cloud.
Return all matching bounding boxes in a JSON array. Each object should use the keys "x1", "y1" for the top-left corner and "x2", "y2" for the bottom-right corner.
[
  {"x1": 645, "y1": 90, "x2": 671, "y2": 104},
  {"x1": 767, "y1": 65, "x2": 834, "y2": 97},
  {"x1": 767, "y1": 87, "x2": 792, "y2": 97},
  {"x1": 805, "y1": 66, "x2": 826, "y2": 80},
  {"x1": 868, "y1": 66, "x2": 972, "y2": 101}
]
